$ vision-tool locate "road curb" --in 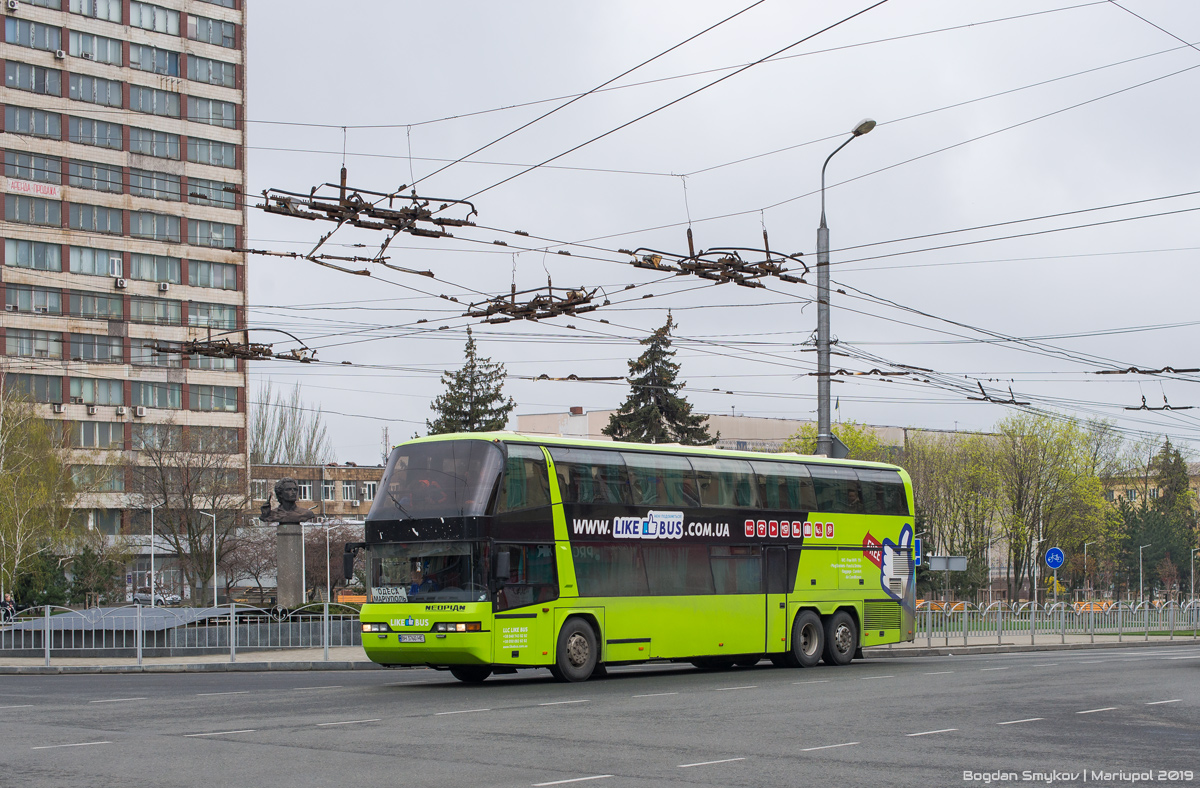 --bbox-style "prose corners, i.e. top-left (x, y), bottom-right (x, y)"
top-left (864, 637), bottom-right (1199, 659)
top-left (0, 660), bottom-right (386, 675)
